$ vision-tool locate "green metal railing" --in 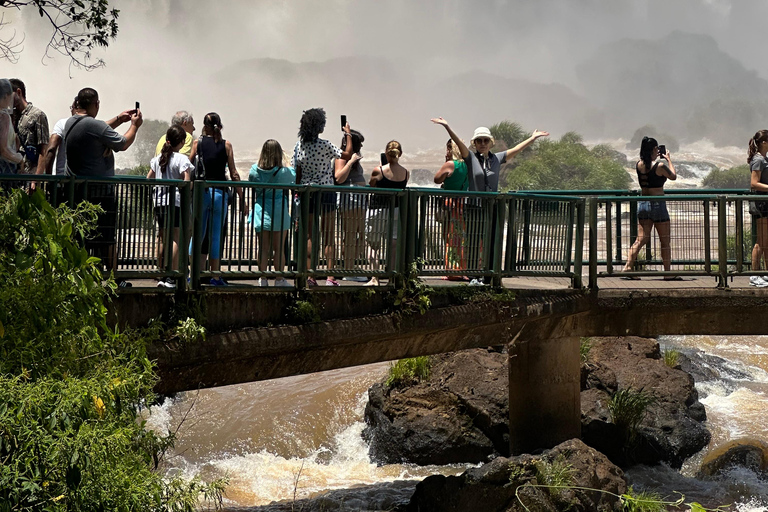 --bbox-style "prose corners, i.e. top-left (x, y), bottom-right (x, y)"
top-left (3, 174), bottom-right (764, 290)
